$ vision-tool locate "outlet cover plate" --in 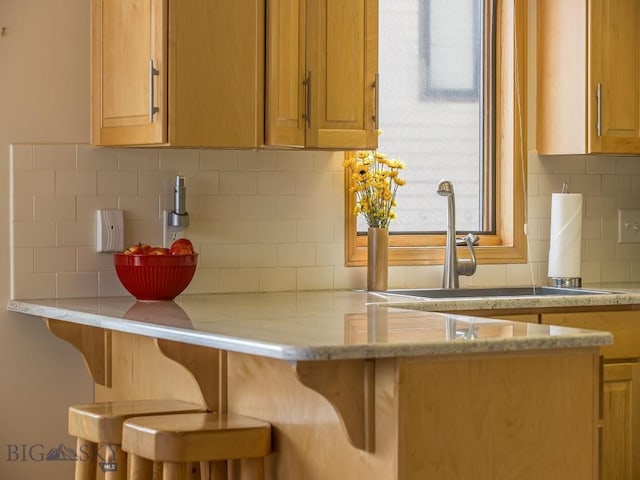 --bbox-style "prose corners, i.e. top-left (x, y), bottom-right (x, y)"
top-left (618, 209), bottom-right (640, 244)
